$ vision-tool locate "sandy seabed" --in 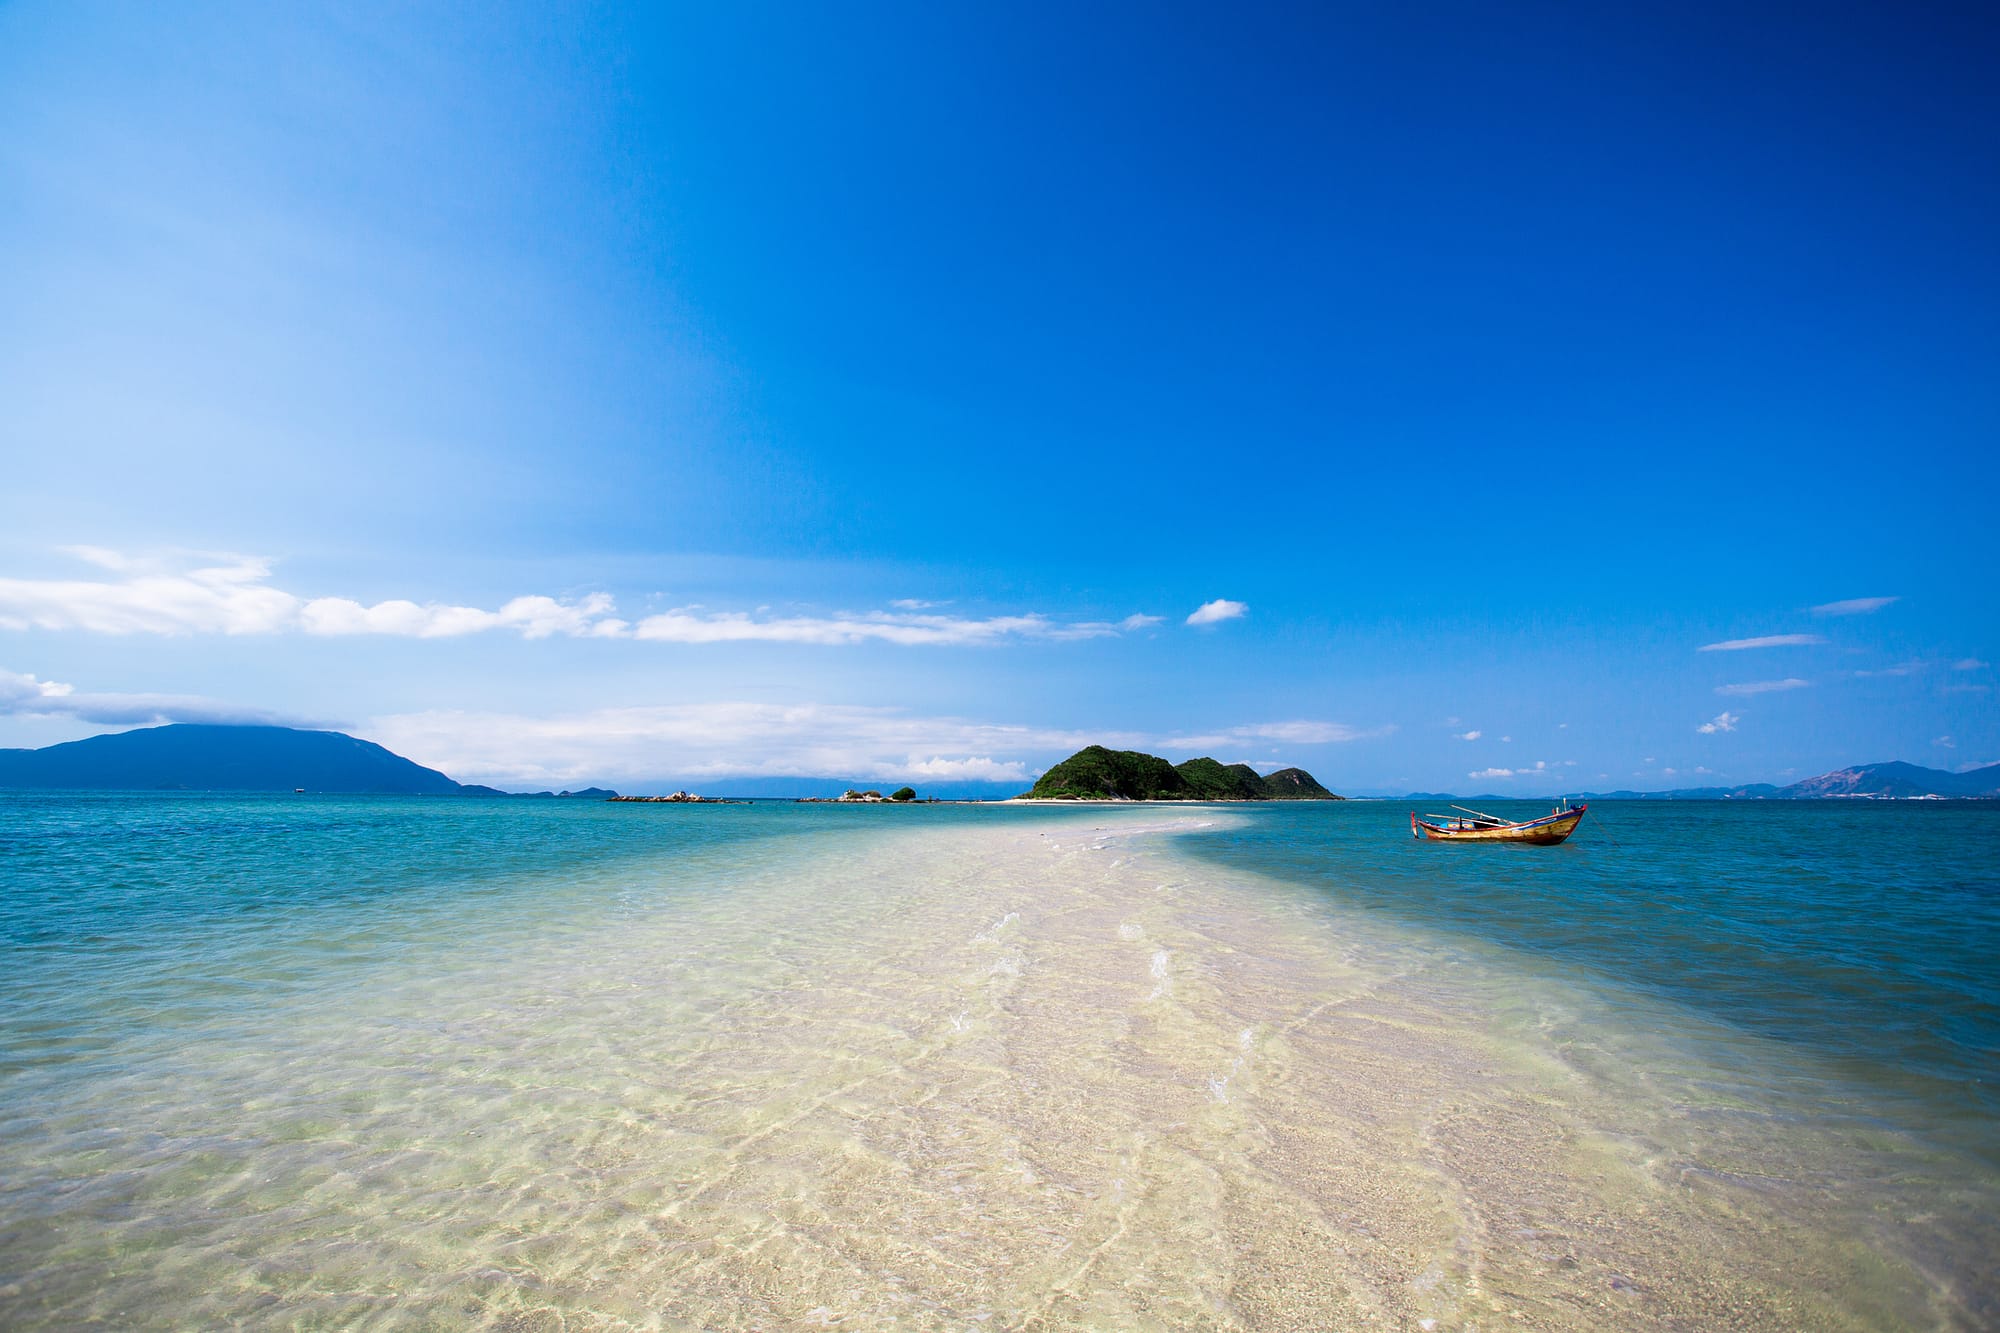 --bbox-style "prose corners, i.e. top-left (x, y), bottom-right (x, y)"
top-left (2, 812), bottom-right (1992, 1330)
